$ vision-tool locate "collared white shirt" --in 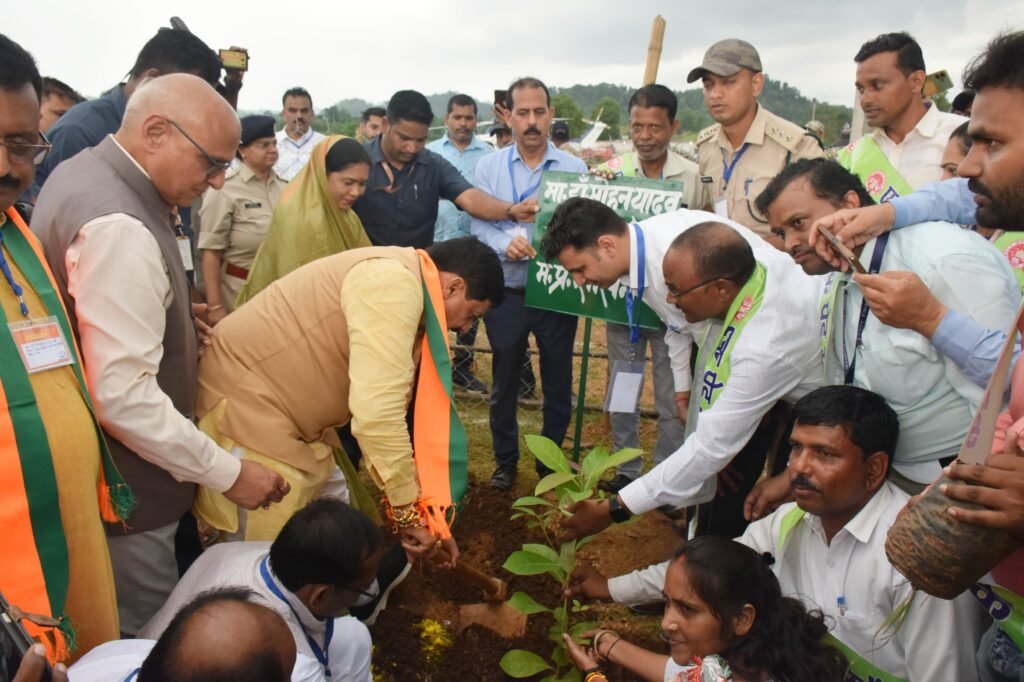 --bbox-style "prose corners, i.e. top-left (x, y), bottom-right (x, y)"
top-left (66, 136), bottom-right (240, 493)
top-left (68, 638), bottom-right (326, 681)
top-left (609, 484), bottom-right (985, 681)
top-left (274, 128), bottom-right (326, 182)
top-left (868, 103), bottom-right (967, 189)
top-left (835, 221), bottom-right (1020, 481)
top-left (138, 543), bottom-right (372, 681)
top-left (617, 211), bottom-right (824, 514)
